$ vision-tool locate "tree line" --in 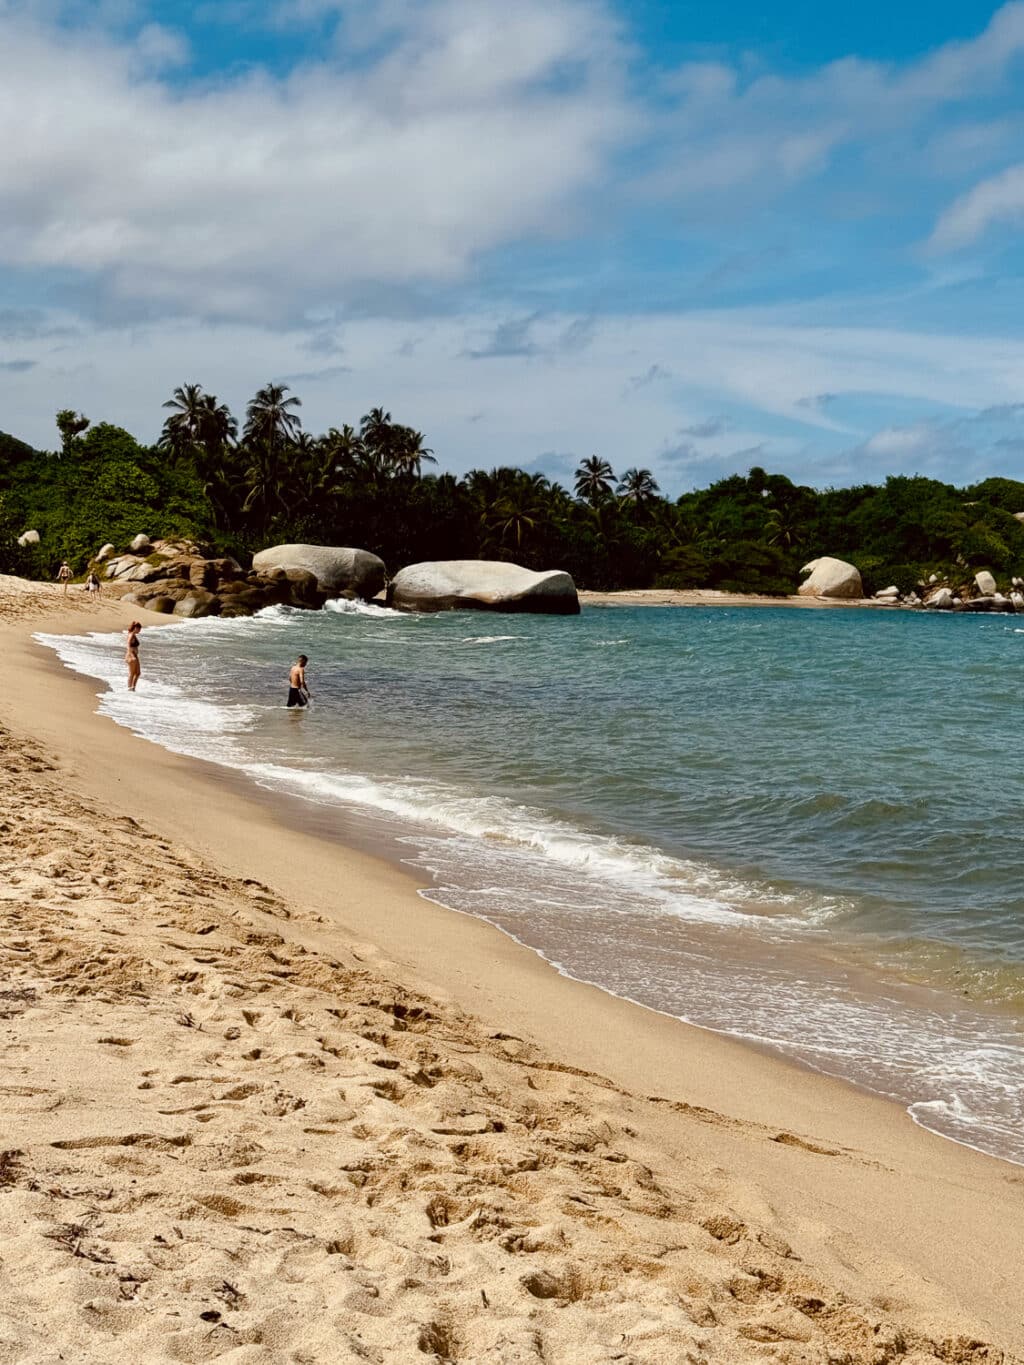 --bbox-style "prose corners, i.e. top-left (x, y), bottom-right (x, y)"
top-left (3, 382), bottom-right (1024, 594)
